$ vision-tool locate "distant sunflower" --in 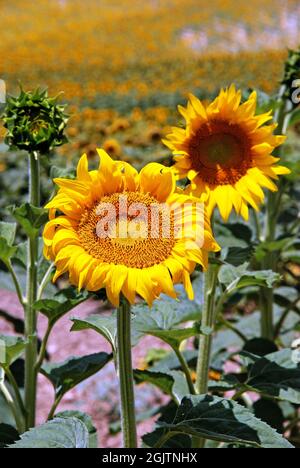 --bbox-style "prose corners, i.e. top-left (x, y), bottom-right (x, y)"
top-left (43, 150), bottom-right (219, 306)
top-left (103, 138), bottom-right (122, 157)
top-left (163, 85), bottom-right (290, 221)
